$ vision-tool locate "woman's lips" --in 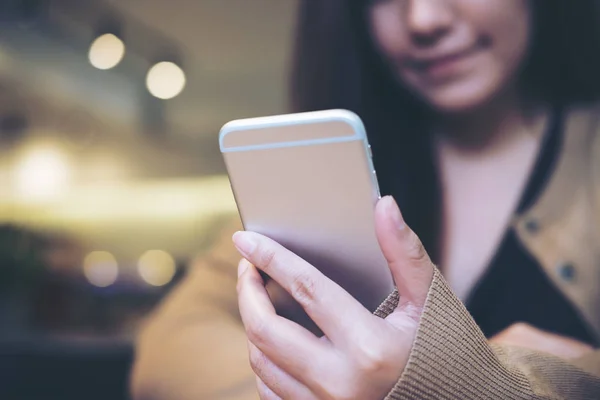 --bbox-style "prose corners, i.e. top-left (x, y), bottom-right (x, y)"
top-left (405, 45), bottom-right (484, 80)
